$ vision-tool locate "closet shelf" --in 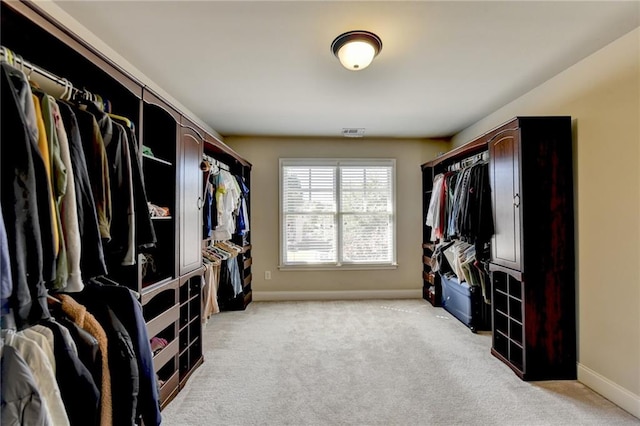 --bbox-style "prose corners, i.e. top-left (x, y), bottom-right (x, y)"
top-left (243, 273), bottom-right (252, 287)
top-left (143, 153), bottom-right (173, 166)
top-left (153, 339), bottom-right (179, 374)
top-left (146, 304), bottom-right (180, 337)
top-left (151, 216), bottom-right (173, 221)
top-left (141, 277), bottom-right (178, 304)
top-left (159, 371), bottom-right (180, 410)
